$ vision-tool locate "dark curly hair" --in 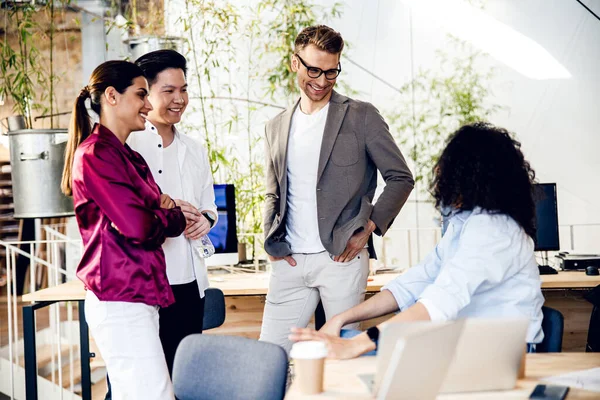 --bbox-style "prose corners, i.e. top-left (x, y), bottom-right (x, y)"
top-left (430, 122), bottom-right (537, 239)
